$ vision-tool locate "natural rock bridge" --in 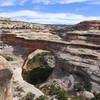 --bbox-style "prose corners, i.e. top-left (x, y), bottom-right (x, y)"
top-left (1, 29), bottom-right (100, 93)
